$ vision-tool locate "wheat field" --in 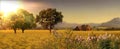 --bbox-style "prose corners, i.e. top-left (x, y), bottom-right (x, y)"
top-left (0, 30), bottom-right (120, 49)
